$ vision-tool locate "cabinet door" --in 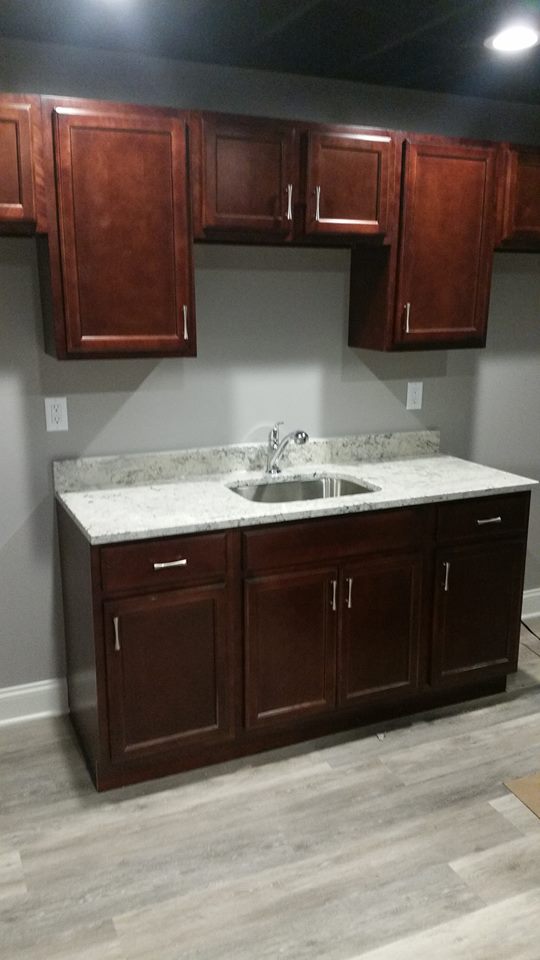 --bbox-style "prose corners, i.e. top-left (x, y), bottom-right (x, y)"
top-left (499, 146), bottom-right (540, 247)
top-left (395, 138), bottom-right (497, 348)
top-left (304, 130), bottom-right (394, 237)
top-left (104, 585), bottom-right (233, 761)
top-left (244, 567), bottom-right (338, 728)
top-left (0, 98), bottom-right (36, 228)
top-left (201, 114), bottom-right (296, 237)
top-left (49, 102), bottom-right (194, 357)
top-left (338, 553), bottom-right (423, 706)
top-left (431, 540), bottom-right (525, 688)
